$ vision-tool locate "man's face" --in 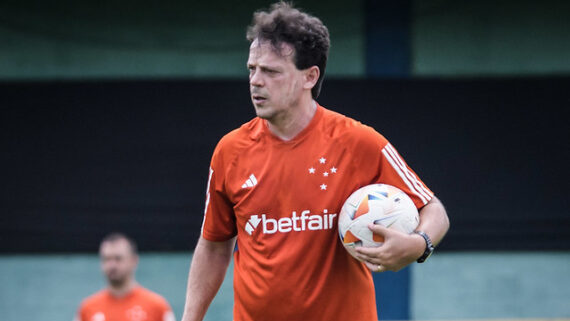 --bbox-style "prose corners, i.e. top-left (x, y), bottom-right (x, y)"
top-left (247, 39), bottom-right (307, 120)
top-left (99, 239), bottom-right (138, 287)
